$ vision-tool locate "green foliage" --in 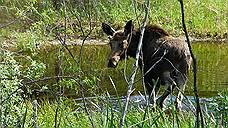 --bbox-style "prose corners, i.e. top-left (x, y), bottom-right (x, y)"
top-left (1, 0), bottom-right (227, 40)
top-left (209, 91), bottom-right (228, 127)
top-left (15, 31), bottom-right (39, 52)
top-left (24, 60), bottom-right (46, 79)
top-left (0, 0), bottom-right (228, 127)
top-left (0, 50), bottom-right (24, 127)
top-left (16, 95), bottom-right (227, 128)
top-left (0, 41), bottom-right (46, 127)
